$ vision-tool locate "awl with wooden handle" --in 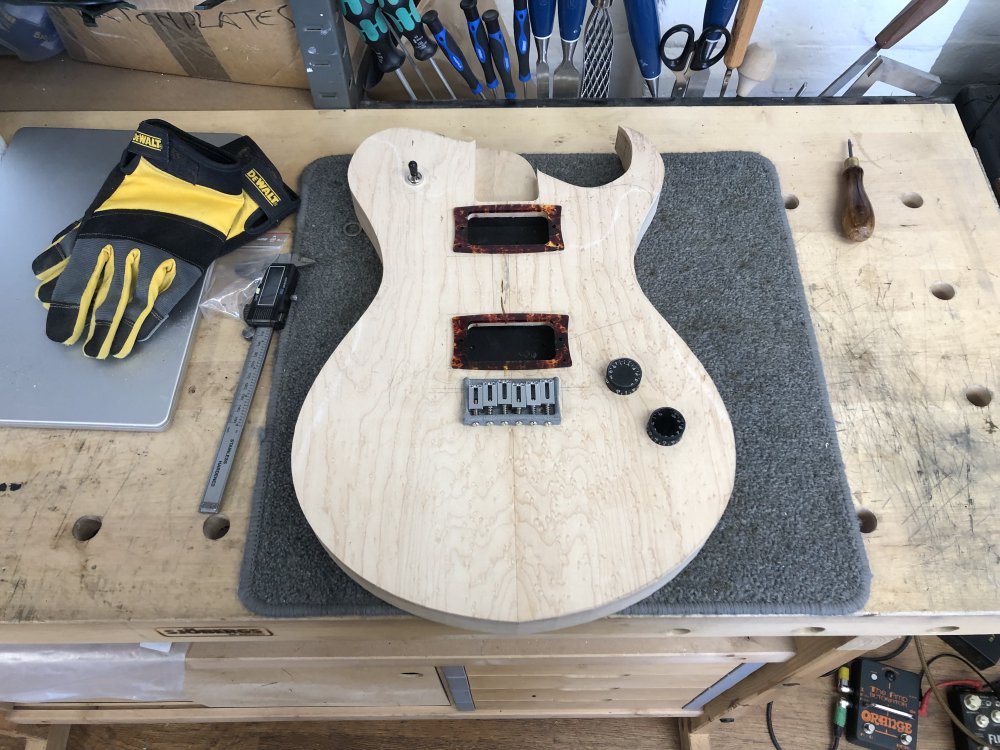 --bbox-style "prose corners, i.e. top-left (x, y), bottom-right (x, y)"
top-left (820, 0), bottom-right (948, 96)
top-left (842, 140), bottom-right (874, 242)
top-left (720, 0), bottom-right (763, 97)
